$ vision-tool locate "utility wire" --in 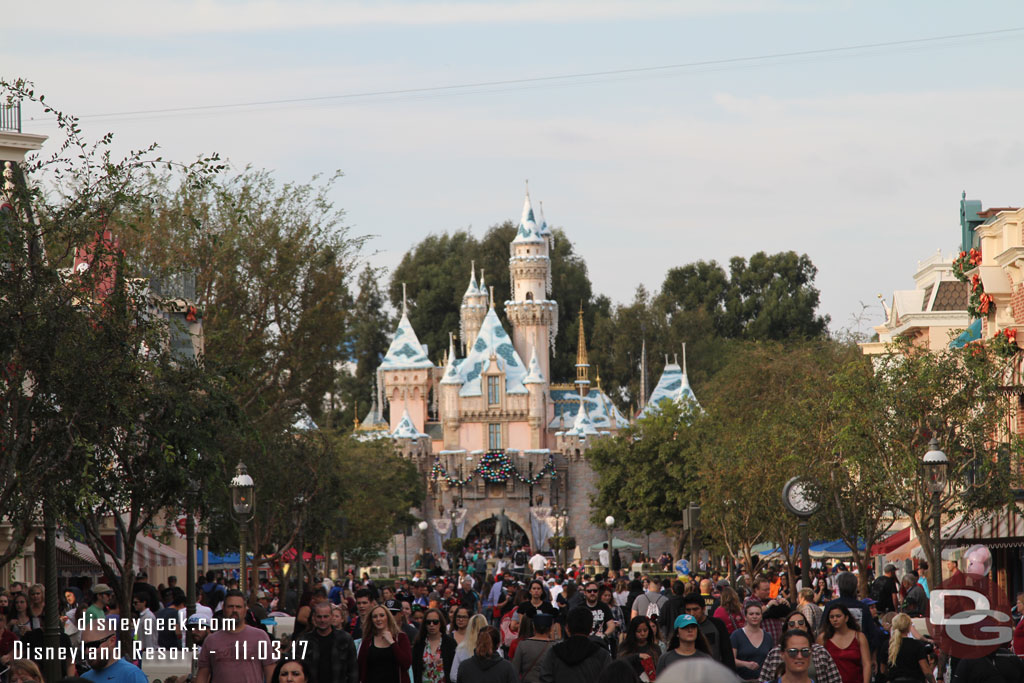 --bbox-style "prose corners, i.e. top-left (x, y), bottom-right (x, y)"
top-left (27, 25), bottom-right (1024, 123)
